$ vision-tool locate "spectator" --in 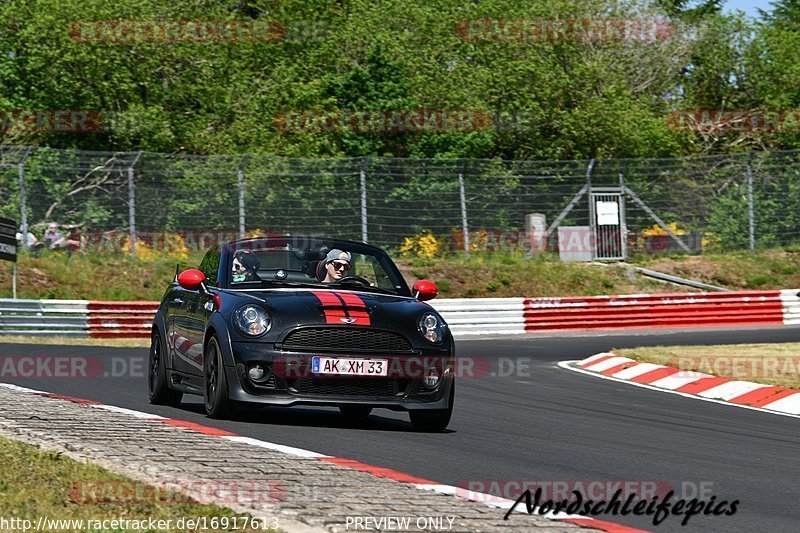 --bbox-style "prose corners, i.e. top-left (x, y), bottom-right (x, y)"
top-left (44, 223), bottom-right (64, 248)
top-left (16, 227), bottom-right (44, 250)
top-left (44, 223), bottom-right (80, 251)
